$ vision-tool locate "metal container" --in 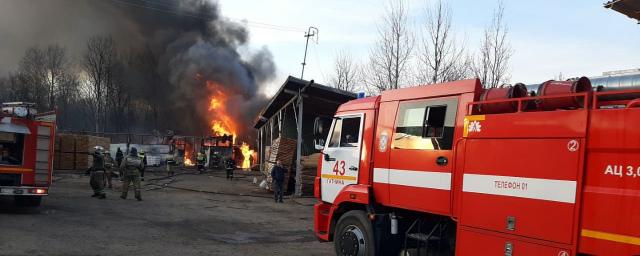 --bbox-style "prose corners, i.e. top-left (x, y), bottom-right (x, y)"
top-left (477, 83), bottom-right (529, 114)
top-left (536, 77), bottom-right (592, 110)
